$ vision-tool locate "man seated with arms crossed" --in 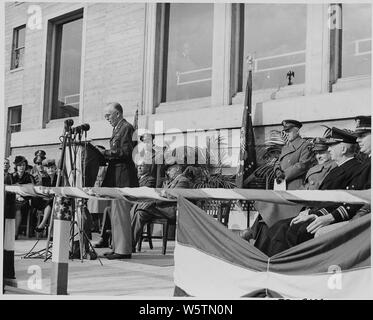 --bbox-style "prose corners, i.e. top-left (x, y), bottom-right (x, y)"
top-left (131, 163), bottom-right (192, 253)
top-left (256, 127), bottom-right (363, 256)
